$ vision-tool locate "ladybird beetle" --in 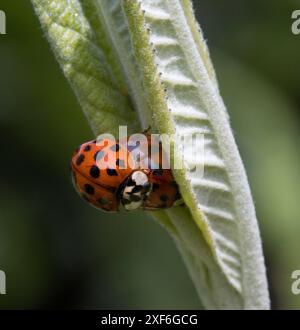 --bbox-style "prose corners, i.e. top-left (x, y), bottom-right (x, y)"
top-left (70, 133), bottom-right (181, 212)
